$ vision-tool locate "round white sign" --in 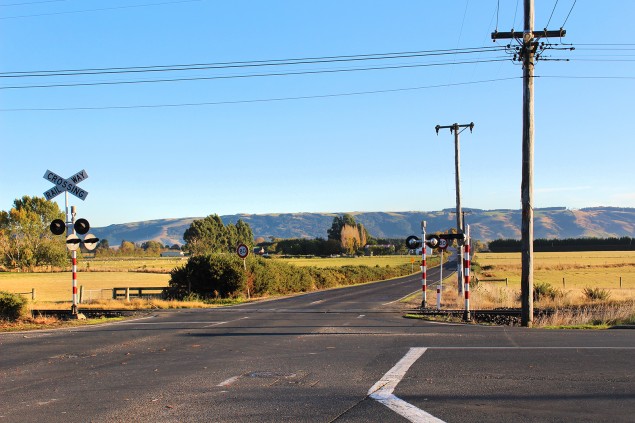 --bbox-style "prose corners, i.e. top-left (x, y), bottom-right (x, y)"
top-left (236, 243), bottom-right (249, 259)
